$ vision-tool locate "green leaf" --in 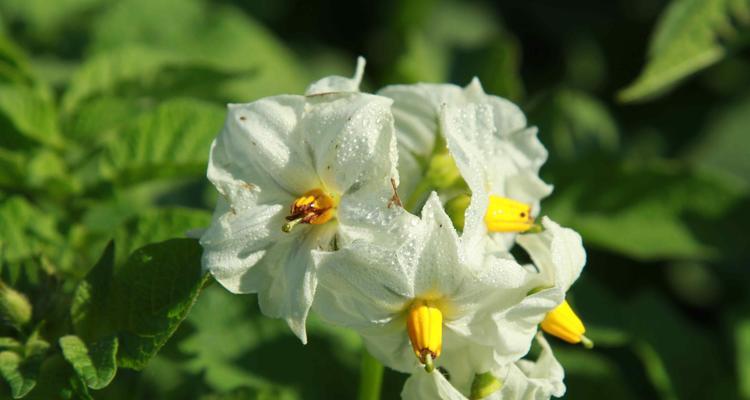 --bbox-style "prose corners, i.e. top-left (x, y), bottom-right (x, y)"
top-left (0, 197), bottom-right (62, 264)
top-left (59, 335), bottom-right (117, 390)
top-left (96, 98), bottom-right (224, 186)
top-left (200, 386), bottom-right (299, 400)
top-left (735, 315), bottom-right (750, 399)
top-left (545, 160), bottom-right (747, 260)
top-left (553, 347), bottom-right (640, 400)
top-left (0, 34), bottom-right (33, 85)
top-left (24, 355), bottom-right (91, 400)
top-left (86, 0), bottom-right (308, 100)
top-left (0, 352), bottom-right (36, 398)
top-left (618, 0), bottom-right (750, 102)
top-left (626, 291), bottom-right (735, 399)
top-left (61, 96), bottom-right (149, 144)
top-left (686, 93), bottom-right (750, 185)
top-left (111, 208), bottom-right (211, 266)
top-left (0, 333), bottom-right (49, 399)
top-left (71, 239), bottom-right (209, 370)
top-left (61, 46), bottom-right (190, 113)
top-left (0, 84), bottom-right (61, 148)
top-left (530, 89), bottom-right (619, 162)
top-left (0, 0), bottom-right (103, 40)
